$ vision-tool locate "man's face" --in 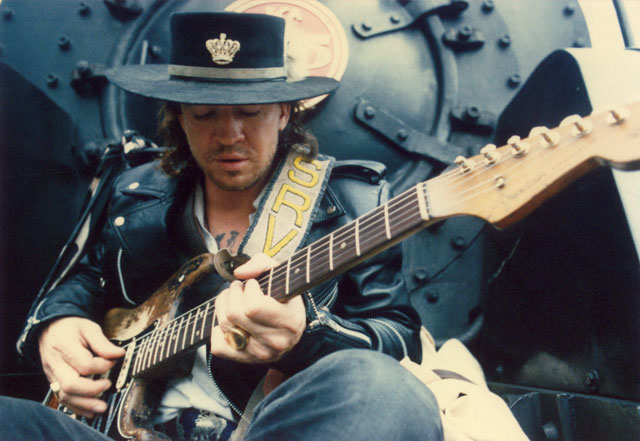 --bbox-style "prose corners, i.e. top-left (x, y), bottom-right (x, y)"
top-left (179, 103), bottom-right (291, 192)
